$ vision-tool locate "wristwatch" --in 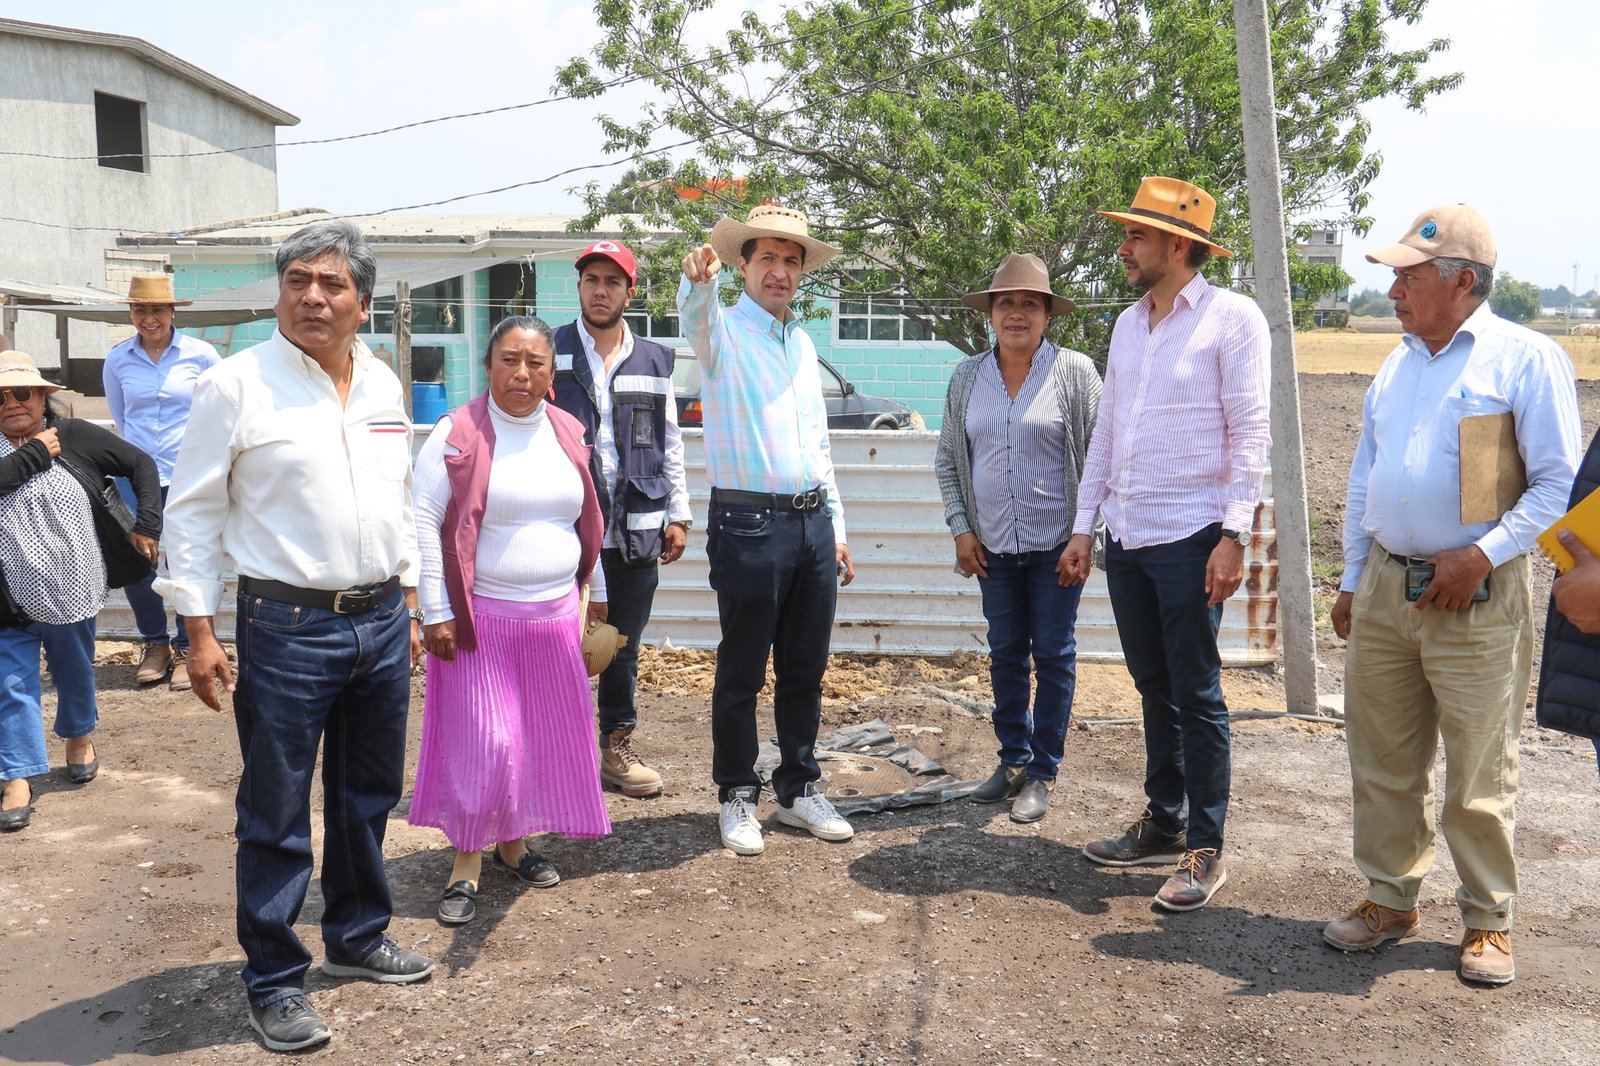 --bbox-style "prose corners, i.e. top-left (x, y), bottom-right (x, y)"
top-left (1220, 527), bottom-right (1252, 548)
top-left (671, 519), bottom-right (693, 531)
top-left (408, 608), bottom-right (425, 623)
